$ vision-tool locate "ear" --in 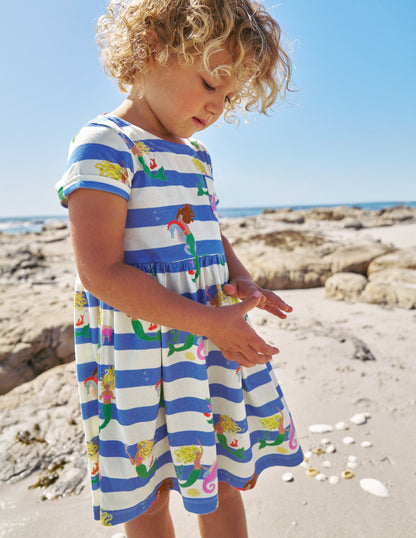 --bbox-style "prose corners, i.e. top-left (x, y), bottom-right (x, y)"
top-left (143, 30), bottom-right (161, 60)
